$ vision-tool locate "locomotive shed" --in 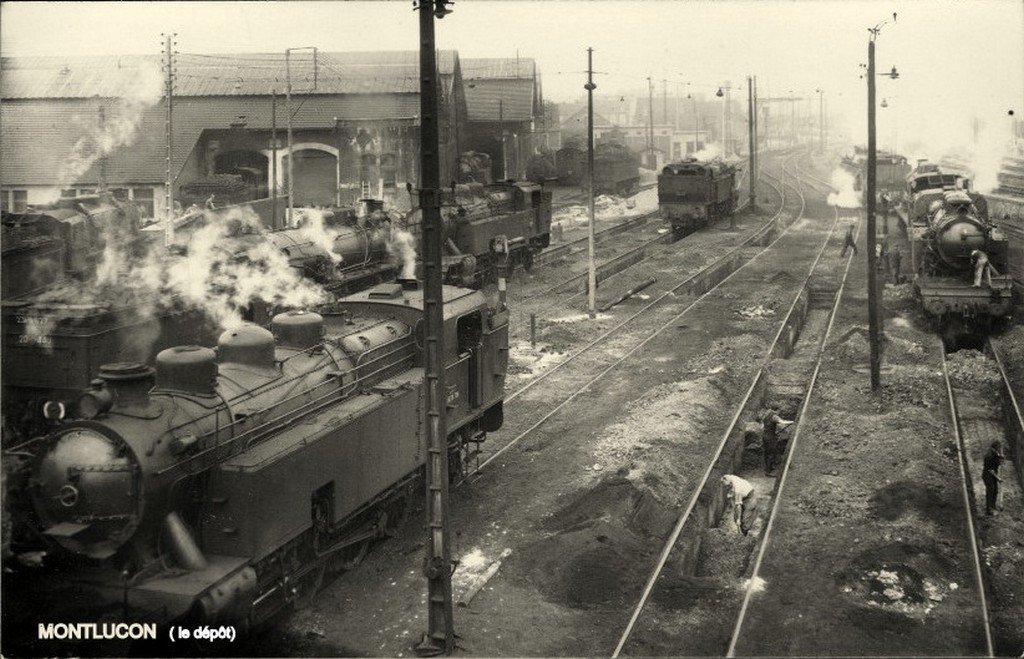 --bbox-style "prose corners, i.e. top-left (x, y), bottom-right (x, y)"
top-left (271, 153), bottom-right (861, 656)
